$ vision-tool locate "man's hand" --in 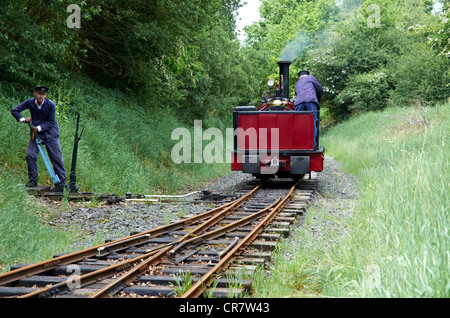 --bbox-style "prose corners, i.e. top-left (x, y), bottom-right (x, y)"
top-left (24, 117), bottom-right (32, 123)
top-left (30, 126), bottom-right (38, 140)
